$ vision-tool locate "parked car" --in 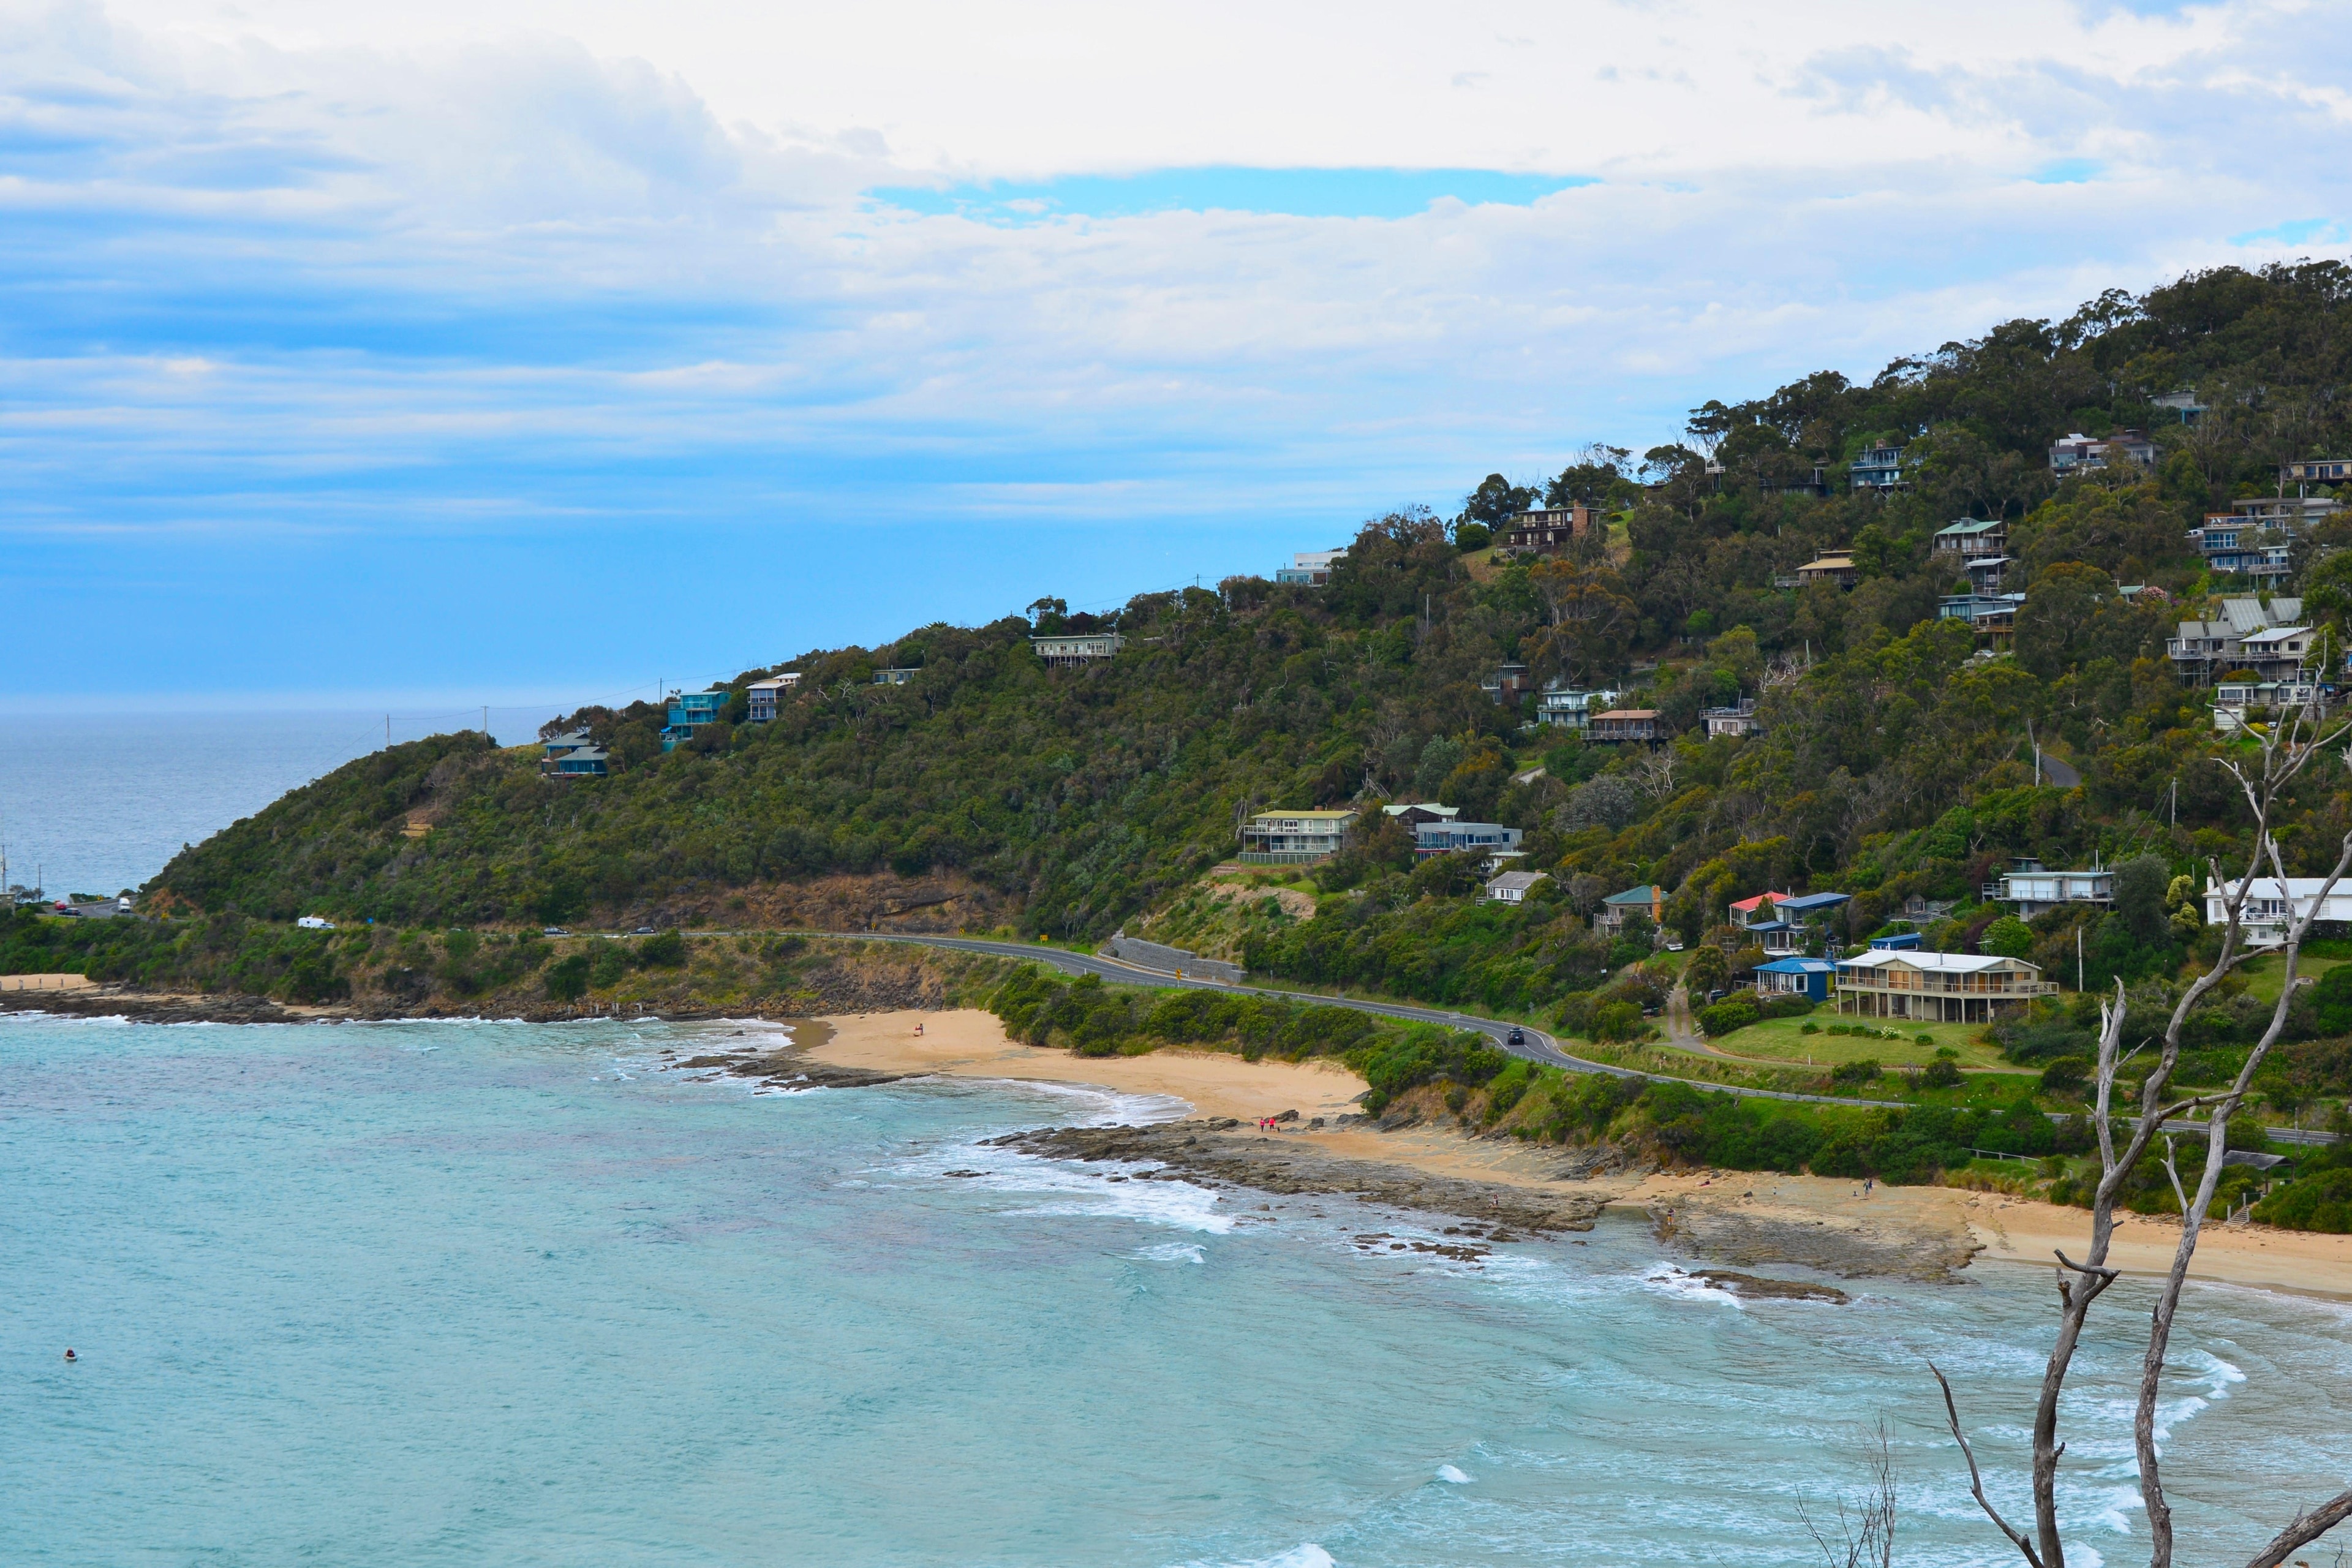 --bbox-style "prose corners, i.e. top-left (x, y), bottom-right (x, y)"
top-left (1664, 939), bottom-right (1685, 952)
top-left (543, 926), bottom-right (570, 937)
top-left (633, 926), bottom-right (657, 935)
